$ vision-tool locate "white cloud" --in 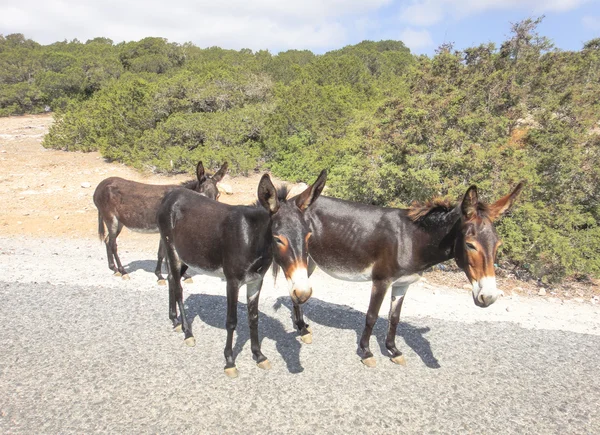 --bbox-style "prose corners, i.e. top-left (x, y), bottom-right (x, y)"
top-left (399, 0), bottom-right (594, 27)
top-left (582, 15), bottom-right (600, 30)
top-left (0, 0), bottom-right (392, 51)
top-left (399, 28), bottom-right (434, 51)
